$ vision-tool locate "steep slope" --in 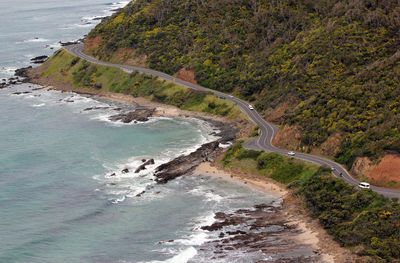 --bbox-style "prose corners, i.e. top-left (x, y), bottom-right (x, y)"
top-left (84, 0), bottom-right (400, 185)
